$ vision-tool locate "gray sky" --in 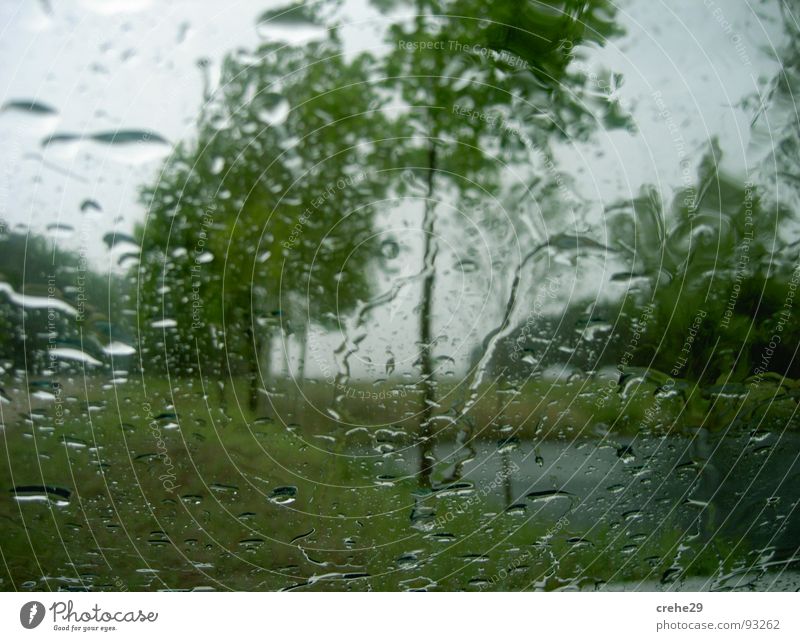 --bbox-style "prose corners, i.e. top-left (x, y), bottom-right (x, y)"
top-left (0, 0), bottom-right (788, 379)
